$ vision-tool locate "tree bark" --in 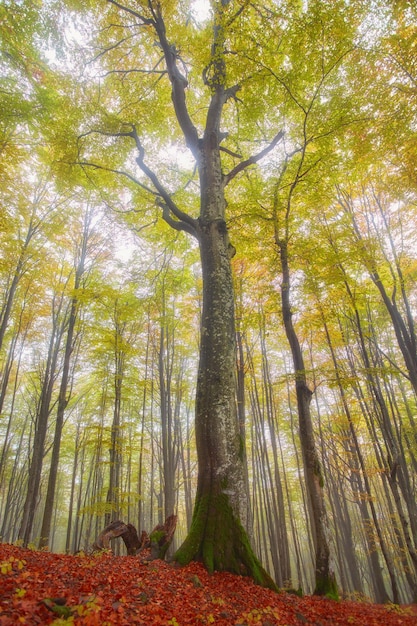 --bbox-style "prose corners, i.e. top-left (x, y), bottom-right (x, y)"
top-left (278, 238), bottom-right (337, 597)
top-left (175, 212), bottom-right (274, 586)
